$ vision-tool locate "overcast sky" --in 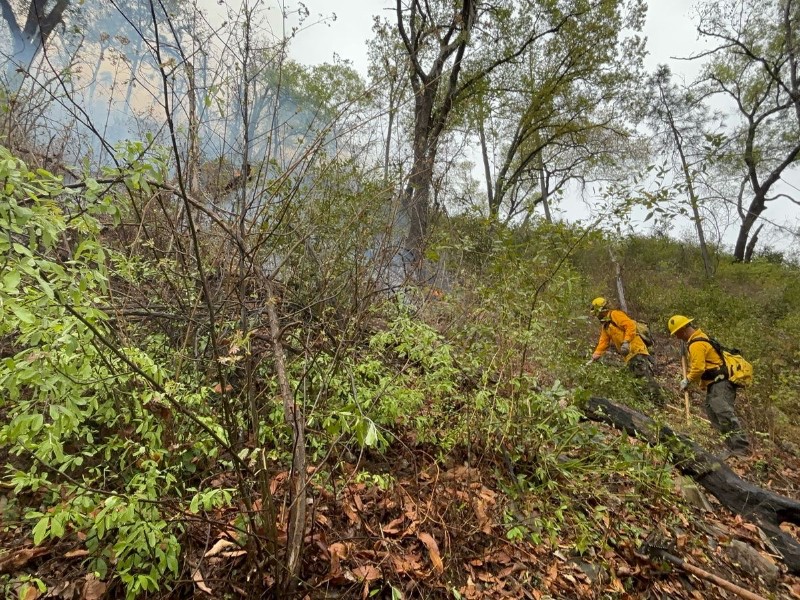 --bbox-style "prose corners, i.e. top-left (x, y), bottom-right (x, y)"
top-left (286, 1), bottom-right (706, 78)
